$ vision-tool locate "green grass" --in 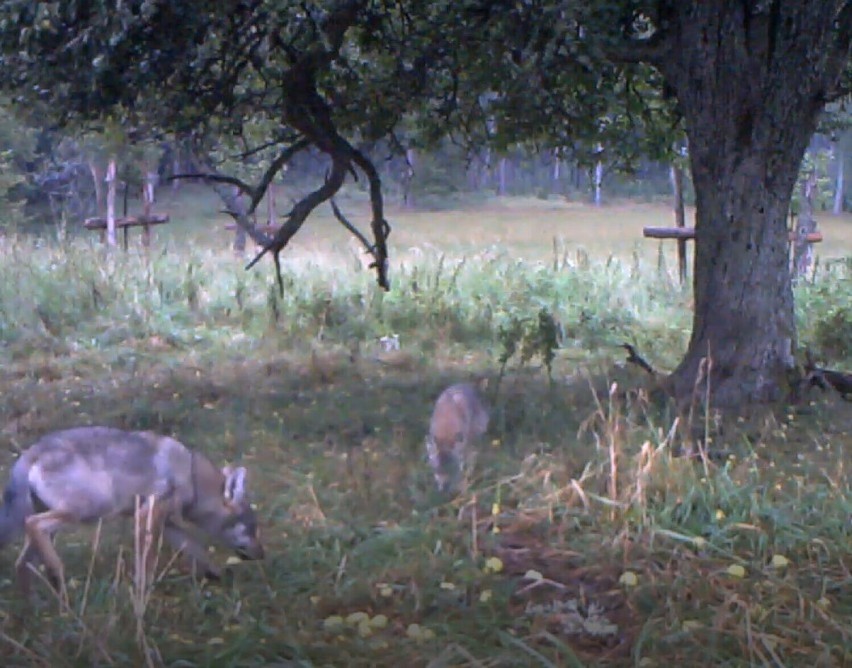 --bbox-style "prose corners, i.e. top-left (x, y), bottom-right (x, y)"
top-left (0, 190), bottom-right (850, 667)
